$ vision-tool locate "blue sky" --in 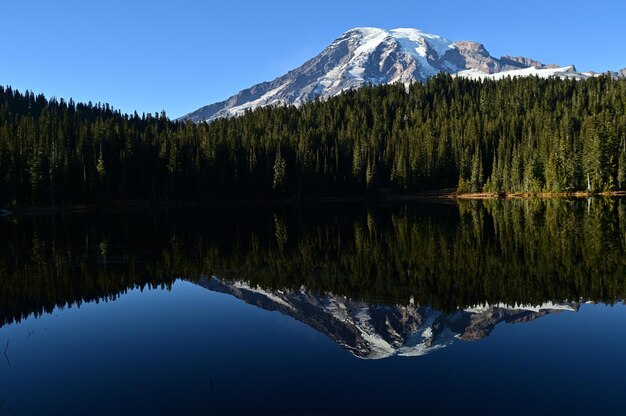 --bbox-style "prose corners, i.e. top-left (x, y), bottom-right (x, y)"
top-left (1, 0), bottom-right (624, 118)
